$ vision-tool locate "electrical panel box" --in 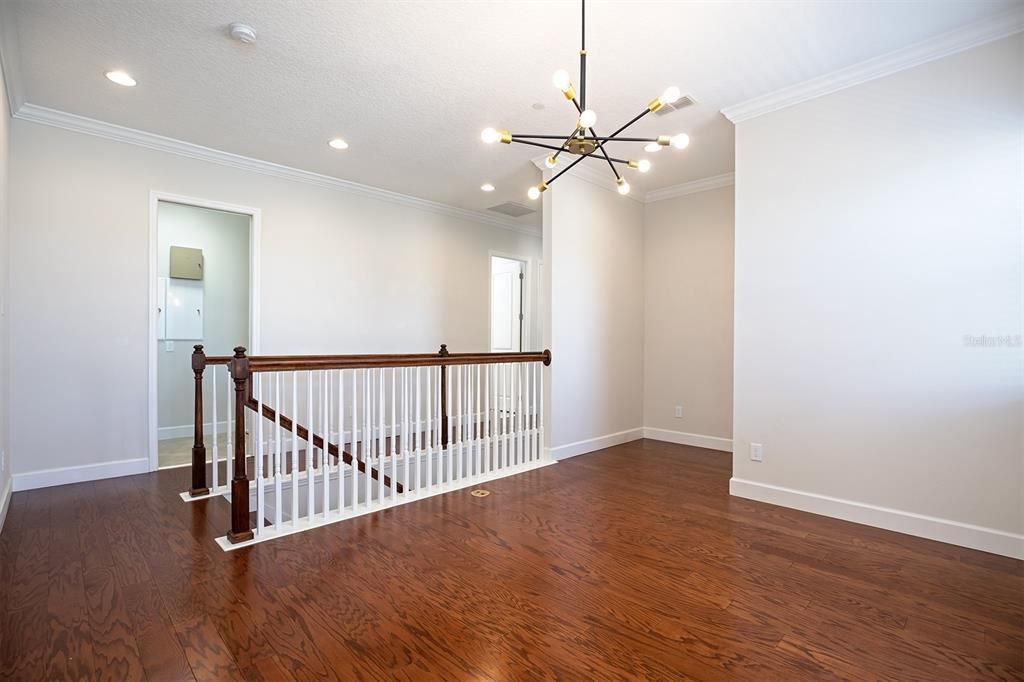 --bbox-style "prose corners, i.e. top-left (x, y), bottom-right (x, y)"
top-left (165, 279), bottom-right (204, 340)
top-left (169, 246), bottom-right (204, 280)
